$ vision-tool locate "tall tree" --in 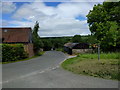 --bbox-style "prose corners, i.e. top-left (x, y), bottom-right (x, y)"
top-left (32, 21), bottom-right (44, 54)
top-left (72, 35), bottom-right (82, 43)
top-left (86, 1), bottom-right (120, 52)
